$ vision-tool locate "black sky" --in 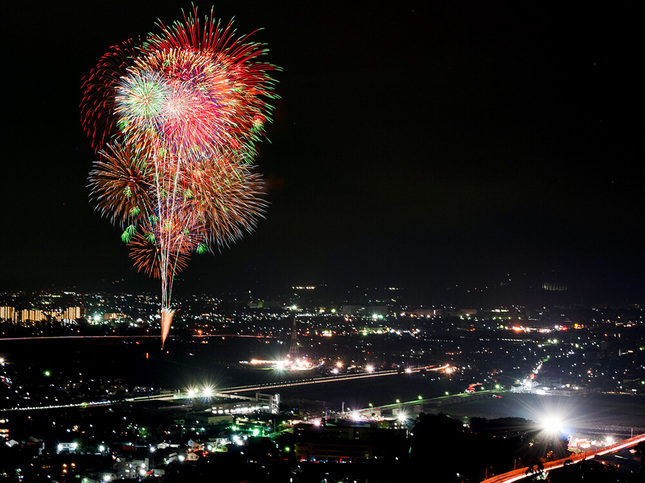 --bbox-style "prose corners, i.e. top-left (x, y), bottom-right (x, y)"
top-left (1, 1), bottom-right (644, 302)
